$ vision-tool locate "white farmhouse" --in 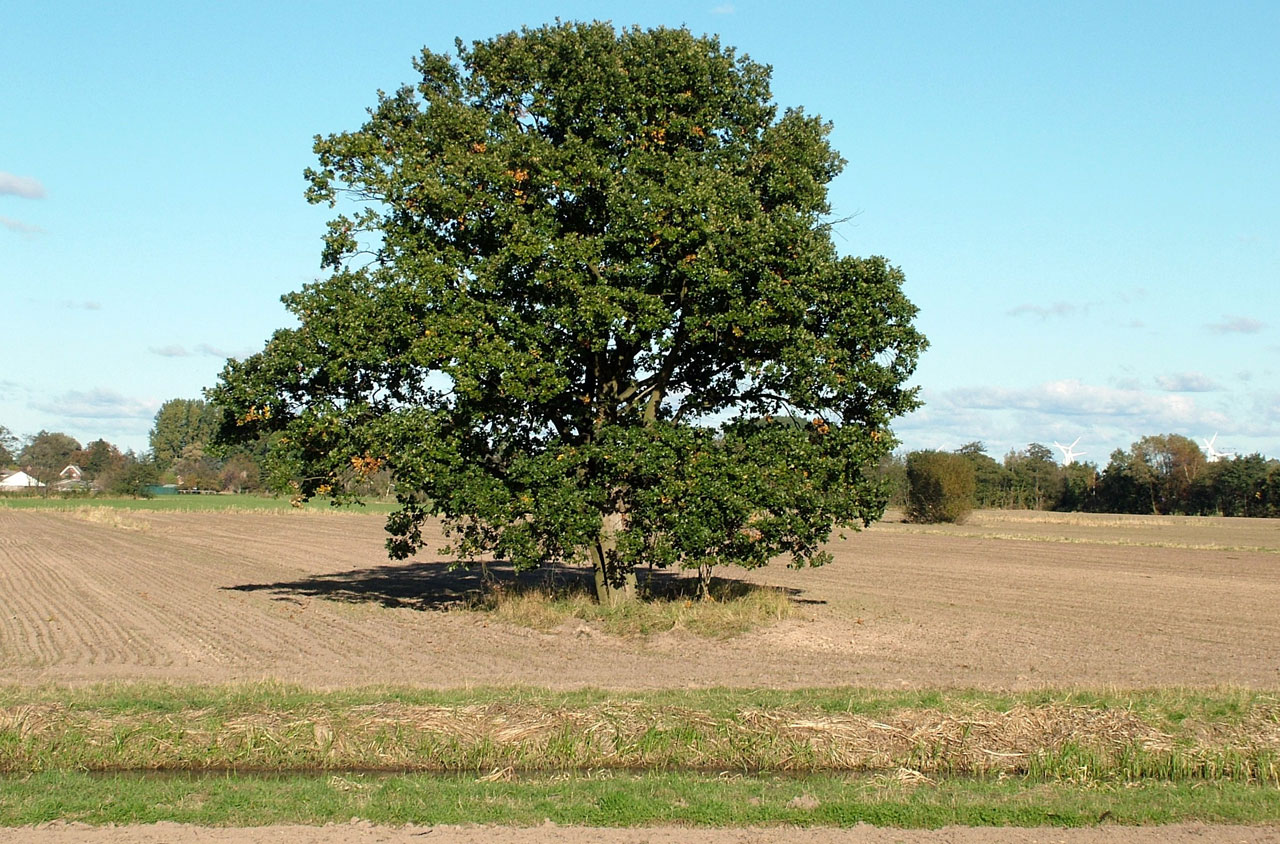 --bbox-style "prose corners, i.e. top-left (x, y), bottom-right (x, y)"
top-left (0, 471), bottom-right (45, 488)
